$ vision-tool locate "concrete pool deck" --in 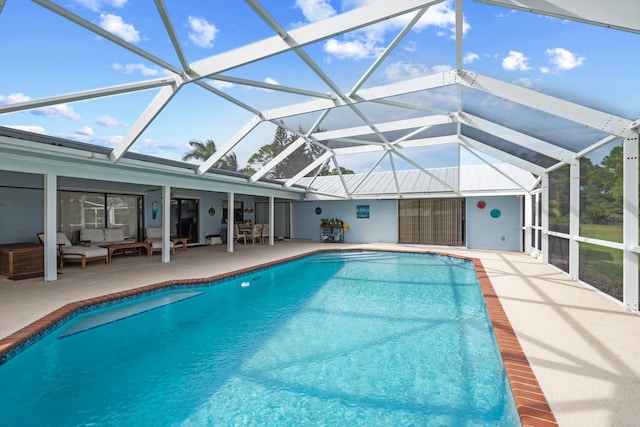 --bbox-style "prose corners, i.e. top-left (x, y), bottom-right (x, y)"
top-left (1, 241), bottom-right (639, 426)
